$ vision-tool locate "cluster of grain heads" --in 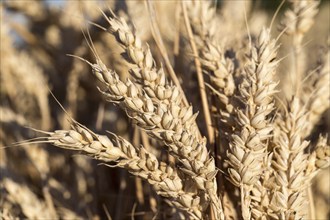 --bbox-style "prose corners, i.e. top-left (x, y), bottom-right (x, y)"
top-left (3, 0), bottom-right (330, 219)
top-left (80, 11), bottom-right (226, 219)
